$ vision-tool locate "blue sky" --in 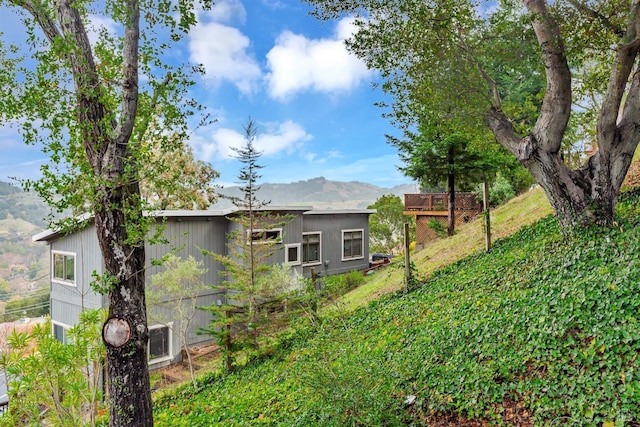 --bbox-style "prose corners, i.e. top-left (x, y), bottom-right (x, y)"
top-left (0, 0), bottom-right (413, 189)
